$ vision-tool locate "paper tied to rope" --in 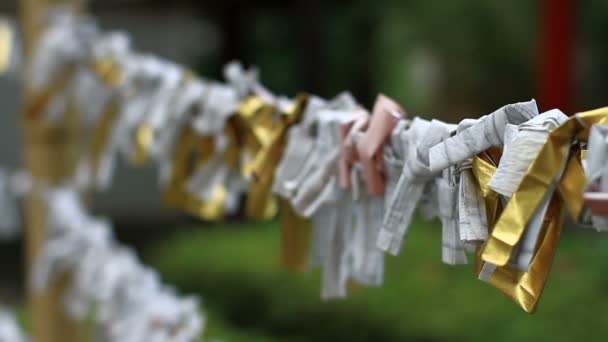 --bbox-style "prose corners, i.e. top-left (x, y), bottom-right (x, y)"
top-left (100, 278), bottom-right (203, 342)
top-left (475, 108), bottom-right (608, 313)
top-left (278, 198), bottom-right (311, 272)
top-left (273, 95), bottom-right (330, 272)
top-left (426, 99), bottom-right (539, 261)
top-left (488, 110), bottom-right (569, 197)
top-left (185, 155), bottom-right (246, 219)
top-left (73, 52), bottom-right (125, 190)
top-left (274, 98), bottom-right (365, 298)
top-left (382, 119), bottom-right (410, 193)
top-left (471, 146), bottom-right (569, 314)
top-left (108, 55), bottom-right (167, 164)
top-left (238, 94), bottom-right (308, 219)
top-left (73, 68), bottom-right (115, 130)
top-left (275, 93), bottom-right (358, 211)
top-left (274, 93), bottom-right (360, 271)
top-left (317, 189), bottom-right (353, 299)
top-left (429, 99), bottom-right (539, 173)
top-left (76, 97), bottom-right (121, 191)
top-left (90, 32), bottom-right (131, 87)
top-left (64, 217), bottom-right (118, 319)
top-left (76, 34), bottom-right (135, 190)
top-left (223, 60), bottom-right (264, 100)
top-left (273, 95), bottom-right (328, 198)
top-left (451, 118), bottom-right (489, 245)
top-left (92, 57), bottom-right (122, 90)
top-left (131, 62), bottom-right (186, 166)
top-left (456, 108), bottom-right (565, 254)
top-left (339, 110), bottom-right (369, 190)
top-left (34, 186), bottom-right (204, 341)
top-left (470, 148), bottom-right (504, 277)
top-left (28, 7), bottom-right (97, 89)
top-left (106, 288), bottom-right (203, 342)
top-left (356, 94), bottom-right (405, 196)
top-left (191, 81), bottom-right (240, 136)
top-left (25, 8), bottom-right (98, 123)
top-left (485, 110), bottom-right (568, 273)
top-left (162, 75), bottom-right (251, 220)
top-left (32, 187), bottom-right (107, 292)
top-left (437, 164), bottom-right (468, 265)
top-left (582, 124), bottom-right (608, 230)
top-left (426, 101), bottom-right (580, 312)
top-left (163, 128), bottom-right (229, 220)
top-left (182, 85), bottom-right (254, 218)
top-left (316, 166), bottom-right (385, 298)
top-left (346, 164), bottom-right (386, 286)
top-left (289, 101), bottom-right (361, 218)
top-left (377, 118), bottom-right (452, 256)
top-left (152, 75), bottom-right (208, 186)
